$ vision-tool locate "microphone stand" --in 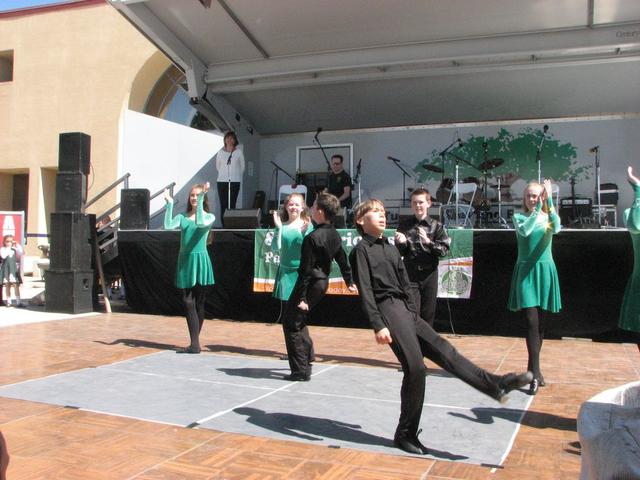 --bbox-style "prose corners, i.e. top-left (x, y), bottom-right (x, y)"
top-left (270, 160), bottom-right (296, 208)
top-left (438, 139), bottom-right (459, 190)
top-left (388, 157), bottom-right (412, 207)
top-left (536, 131), bottom-right (547, 183)
top-left (227, 150), bottom-right (233, 213)
top-left (353, 159), bottom-right (362, 206)
top-left (313, 134), bottom-right (332, 187)
top-left (592, 147), bottom-right (602, 227)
